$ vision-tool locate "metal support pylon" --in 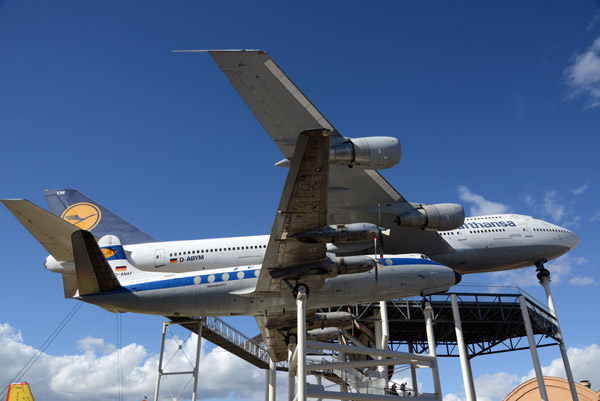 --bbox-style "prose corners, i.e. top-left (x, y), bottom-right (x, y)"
top-left (451, 294), bottom-right (476, 401)
top-left (537, 267), bottom-right (579, 401)
top-left (154, 319), bottom-right (203, 401)
top-left (296, 285), bottom-right (308, 401)
top-left (519, 295), bottom-right (548, 401)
